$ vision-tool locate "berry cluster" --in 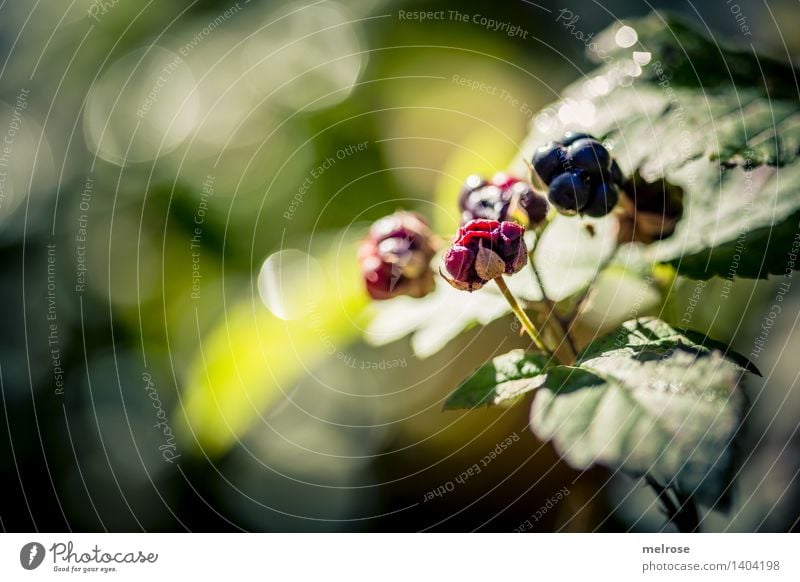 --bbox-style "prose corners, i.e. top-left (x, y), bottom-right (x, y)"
top-left (358, 134), bottom-right (645, 300)
top-left (459, 173), bottom-right (549, 226)
top-left (532, 132), bottom-right (623, 218)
